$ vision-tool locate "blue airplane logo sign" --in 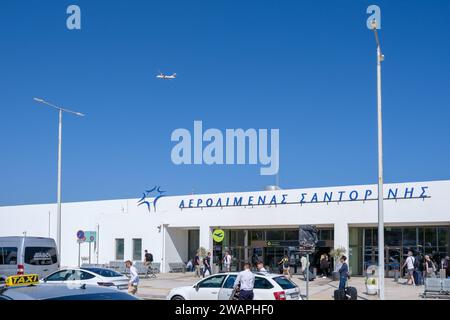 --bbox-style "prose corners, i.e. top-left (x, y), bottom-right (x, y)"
top-left (137, 186), bottom-right (166, 212)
